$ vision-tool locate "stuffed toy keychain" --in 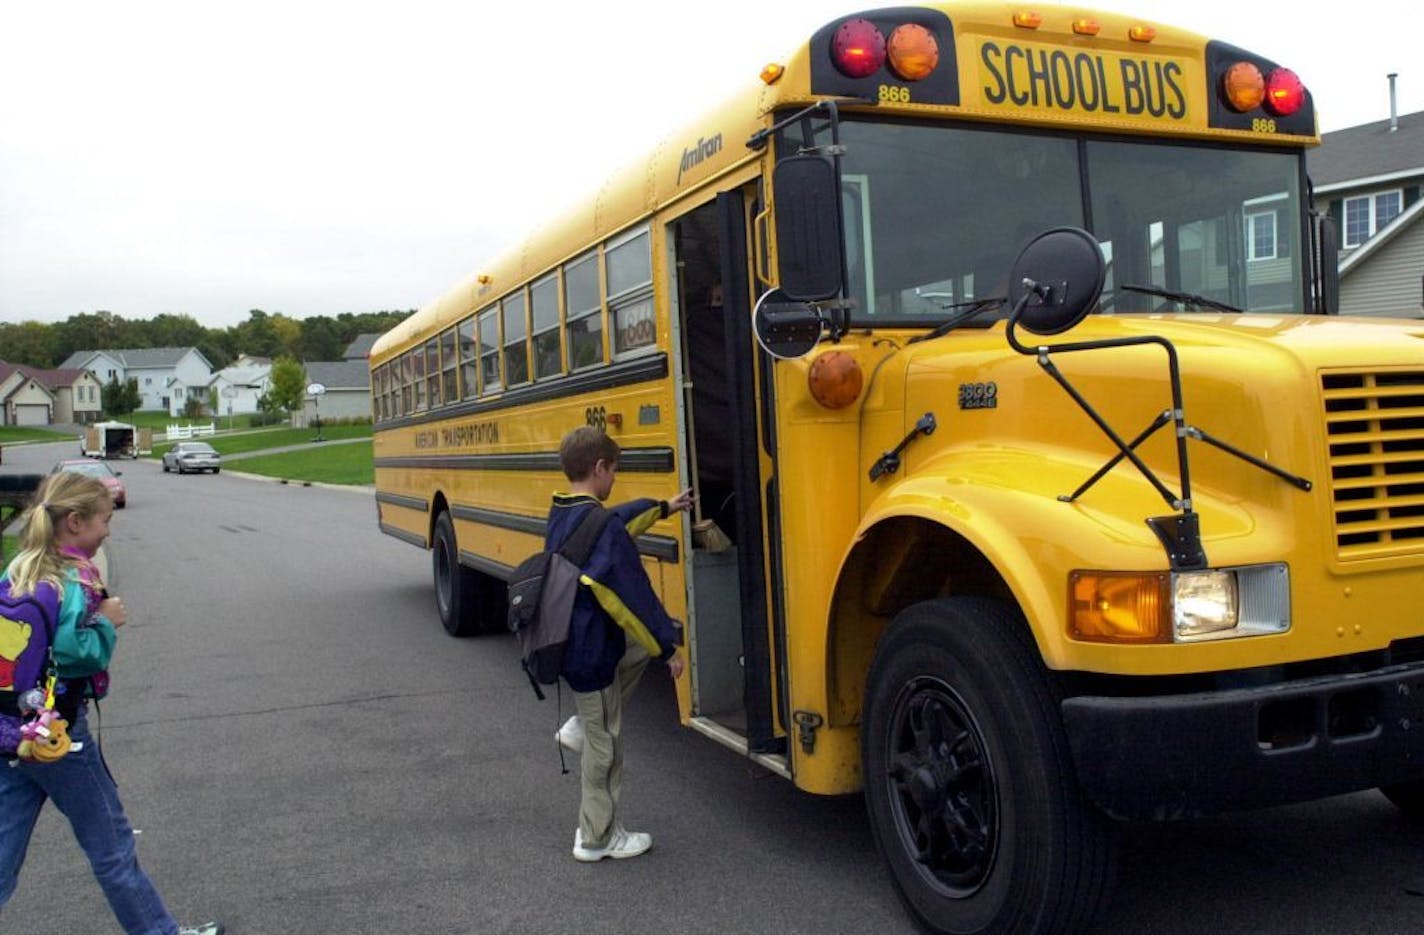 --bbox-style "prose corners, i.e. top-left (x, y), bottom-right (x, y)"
top-left (12, 671), bottom-right (80, 764)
